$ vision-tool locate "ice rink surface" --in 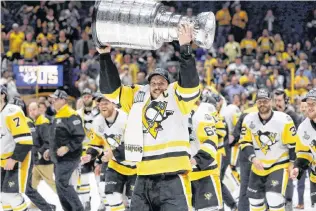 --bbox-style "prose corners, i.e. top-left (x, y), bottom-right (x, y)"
top-left (0, 172), bottom-right (314, 211)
